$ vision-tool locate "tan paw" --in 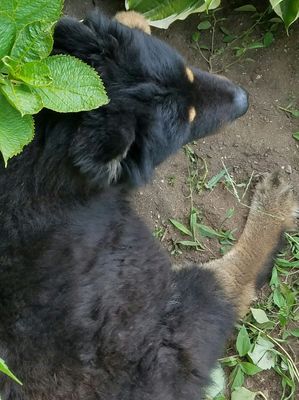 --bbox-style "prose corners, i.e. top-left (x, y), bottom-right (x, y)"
top-left (251, 172), bottom-right (298, 230)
